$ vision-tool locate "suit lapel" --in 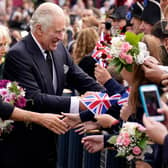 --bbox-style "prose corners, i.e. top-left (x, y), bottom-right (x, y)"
top-left (24, 34), bottom-right (55, 93)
